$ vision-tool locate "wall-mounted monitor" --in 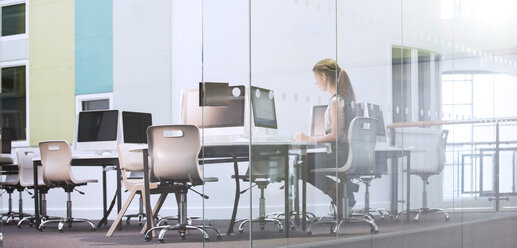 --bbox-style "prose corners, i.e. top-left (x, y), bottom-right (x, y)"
top-left (74, 110), bottom-right (119, 152)
top-left (181, 84), bottom-right (245, 128)
top-left (250, 86), bottom-right (277, 129)
top-left (121, 111), bottom-right (152, 144)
